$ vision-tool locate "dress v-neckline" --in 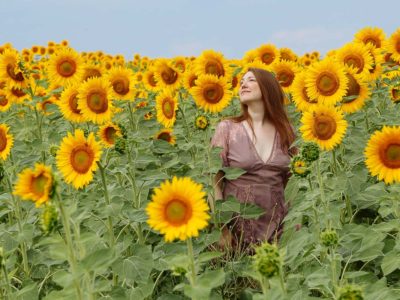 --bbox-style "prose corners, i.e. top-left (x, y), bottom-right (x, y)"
top-left (241, 122), bottom-right (277, 165)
